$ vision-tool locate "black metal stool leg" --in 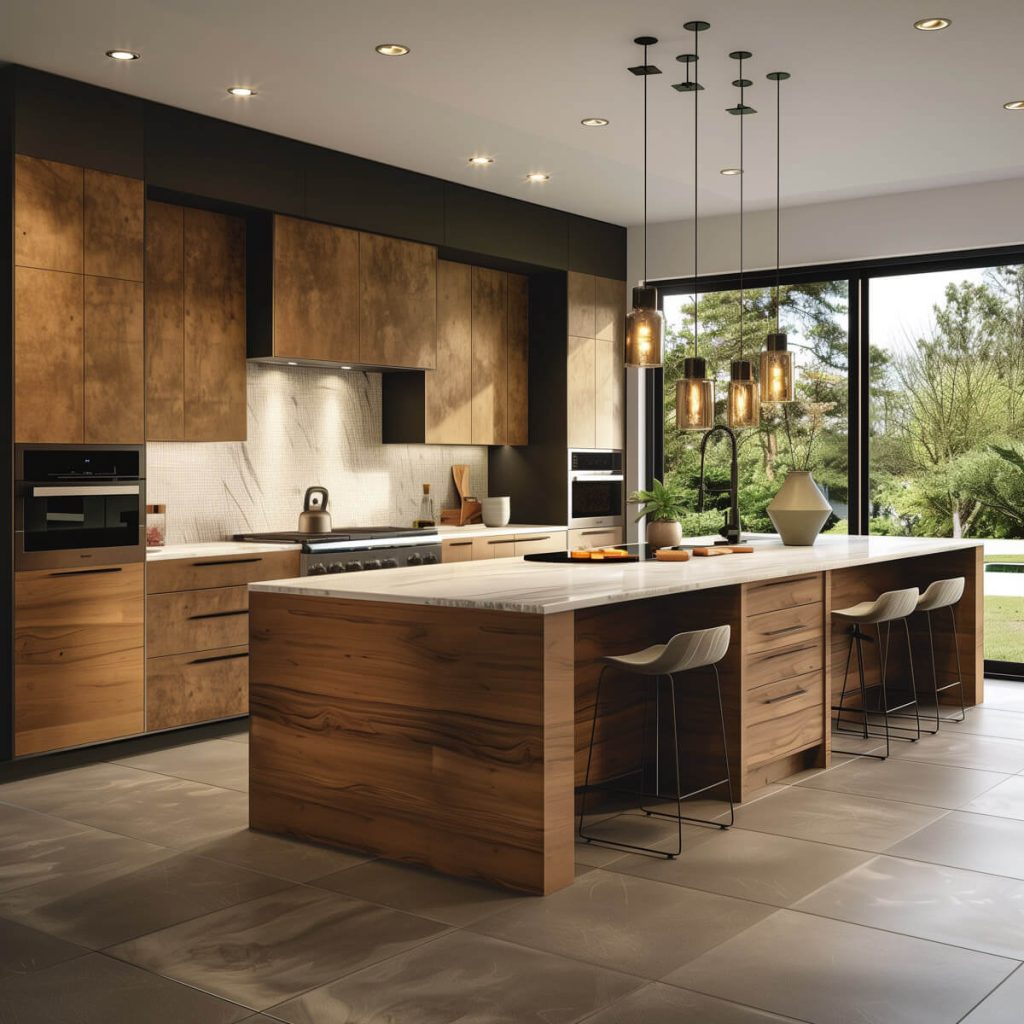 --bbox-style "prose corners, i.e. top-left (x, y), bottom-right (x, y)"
top-left (712, 664), bottom-right (735, 828)
top-left (879, 622), bottom-right (892, 759)
top-left (832, 626), bottom-right (886, 759)
top-left (668, 676), bottom-right (682, 859)
top-left (925, 610), bottom-right (941, 733)
top-left (903, 616), bottom-right (921, 742)
top-left (578, 665), bottom-right (607, 842)
top-left (948, 604), bottom-right (967, 723)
